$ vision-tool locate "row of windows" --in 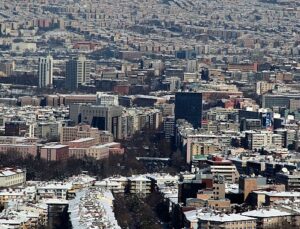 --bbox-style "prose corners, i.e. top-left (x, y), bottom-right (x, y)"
top-left (2, 179), bottom-right (24, 186)
top-left (1, 174), bottom-right (24, 180)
